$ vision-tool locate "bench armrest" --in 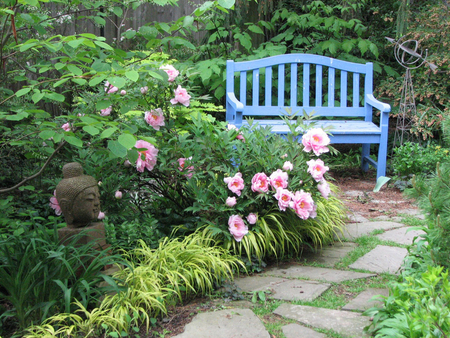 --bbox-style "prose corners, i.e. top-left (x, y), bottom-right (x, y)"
top-left (226, 92), bottom-right (244, 112)
top-left (366, 94), bottom-right (391, 113)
